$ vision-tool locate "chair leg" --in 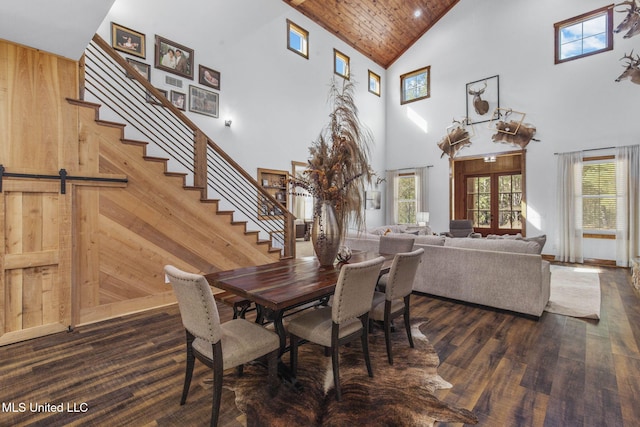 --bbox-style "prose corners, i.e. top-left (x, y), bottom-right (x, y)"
top-left (211, 343), bottom-right (223, 427)
top-left (331, 325), bottom-right (342, 401)
top-left (181, 331), bottom-right (196, 405)
top-left (384, 302), bottom-right (394, 365)
top-left (355, 314), bottom-right (373, 378)
top-left (404, 296), bottom-right (414, 348)
top-left (290, 334), bottom-right (299, 376)
top-left (331, 342), bottom-right (341, 401)
top-left (267, 349), bottom-right (279, 397)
